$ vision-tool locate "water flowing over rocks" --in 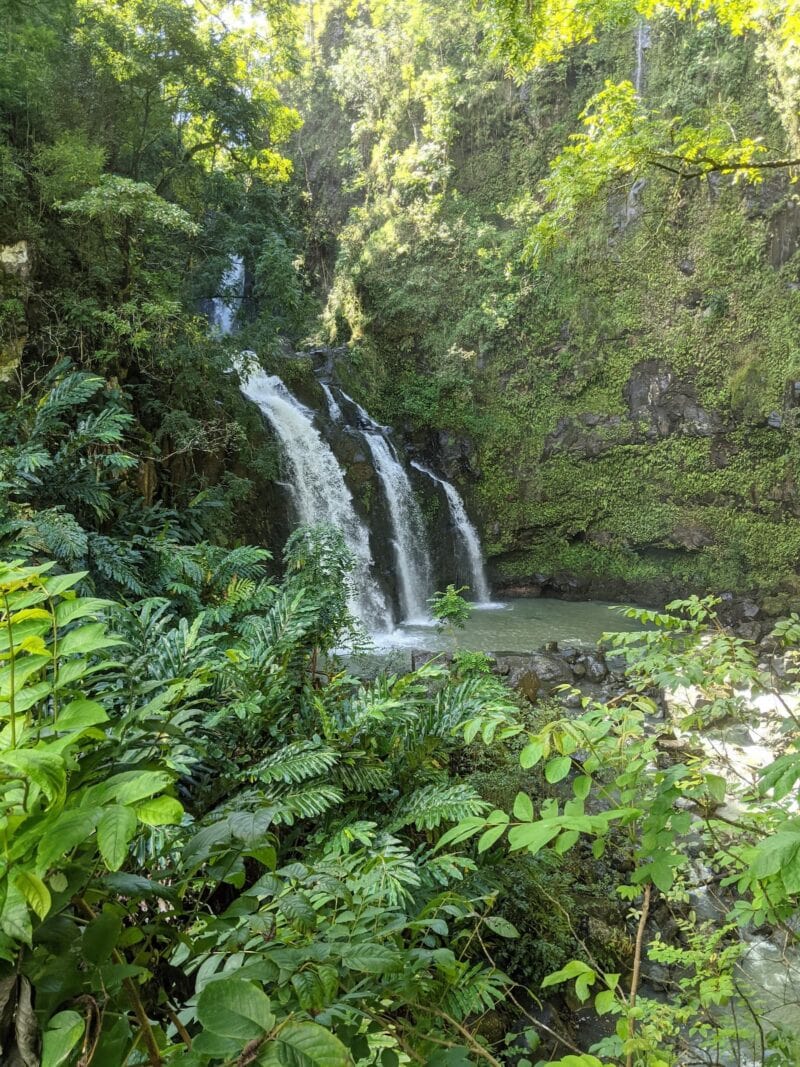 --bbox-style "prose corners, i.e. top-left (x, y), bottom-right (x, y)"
top-left (236, 349), bottom-right (494, 632)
